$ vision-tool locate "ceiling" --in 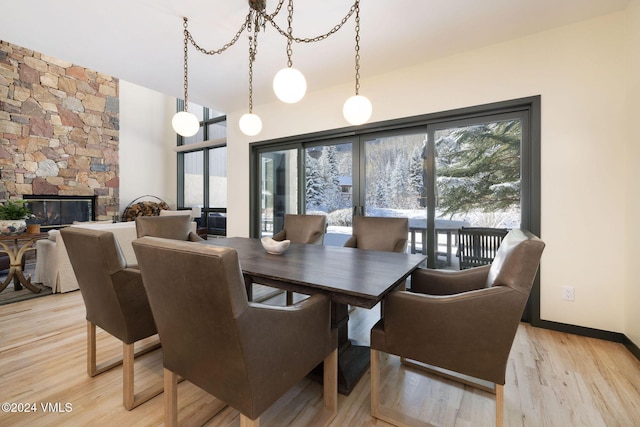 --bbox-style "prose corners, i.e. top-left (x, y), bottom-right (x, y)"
top-left (0, 0), bottom-right (630, 114)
